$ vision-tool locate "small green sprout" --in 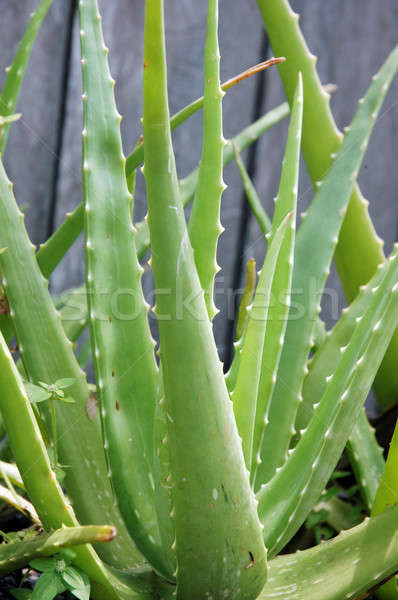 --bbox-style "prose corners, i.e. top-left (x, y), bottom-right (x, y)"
top-left (25, 379), bottom-right (75, 478)
top-left (11, 549), bottom-right (90, 600)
